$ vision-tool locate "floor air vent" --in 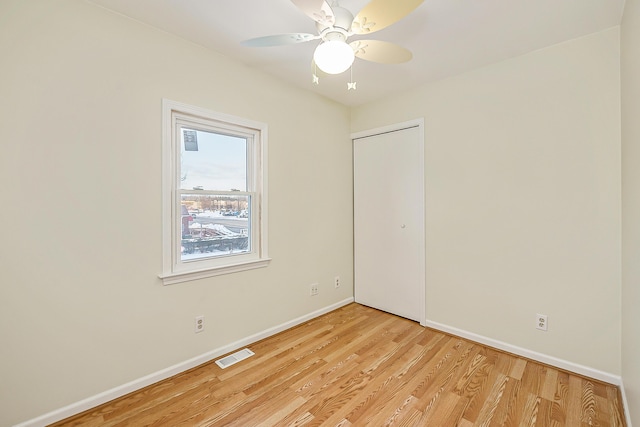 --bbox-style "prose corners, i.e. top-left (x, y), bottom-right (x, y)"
top-left (215, 348), bottom-right (255, 369)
